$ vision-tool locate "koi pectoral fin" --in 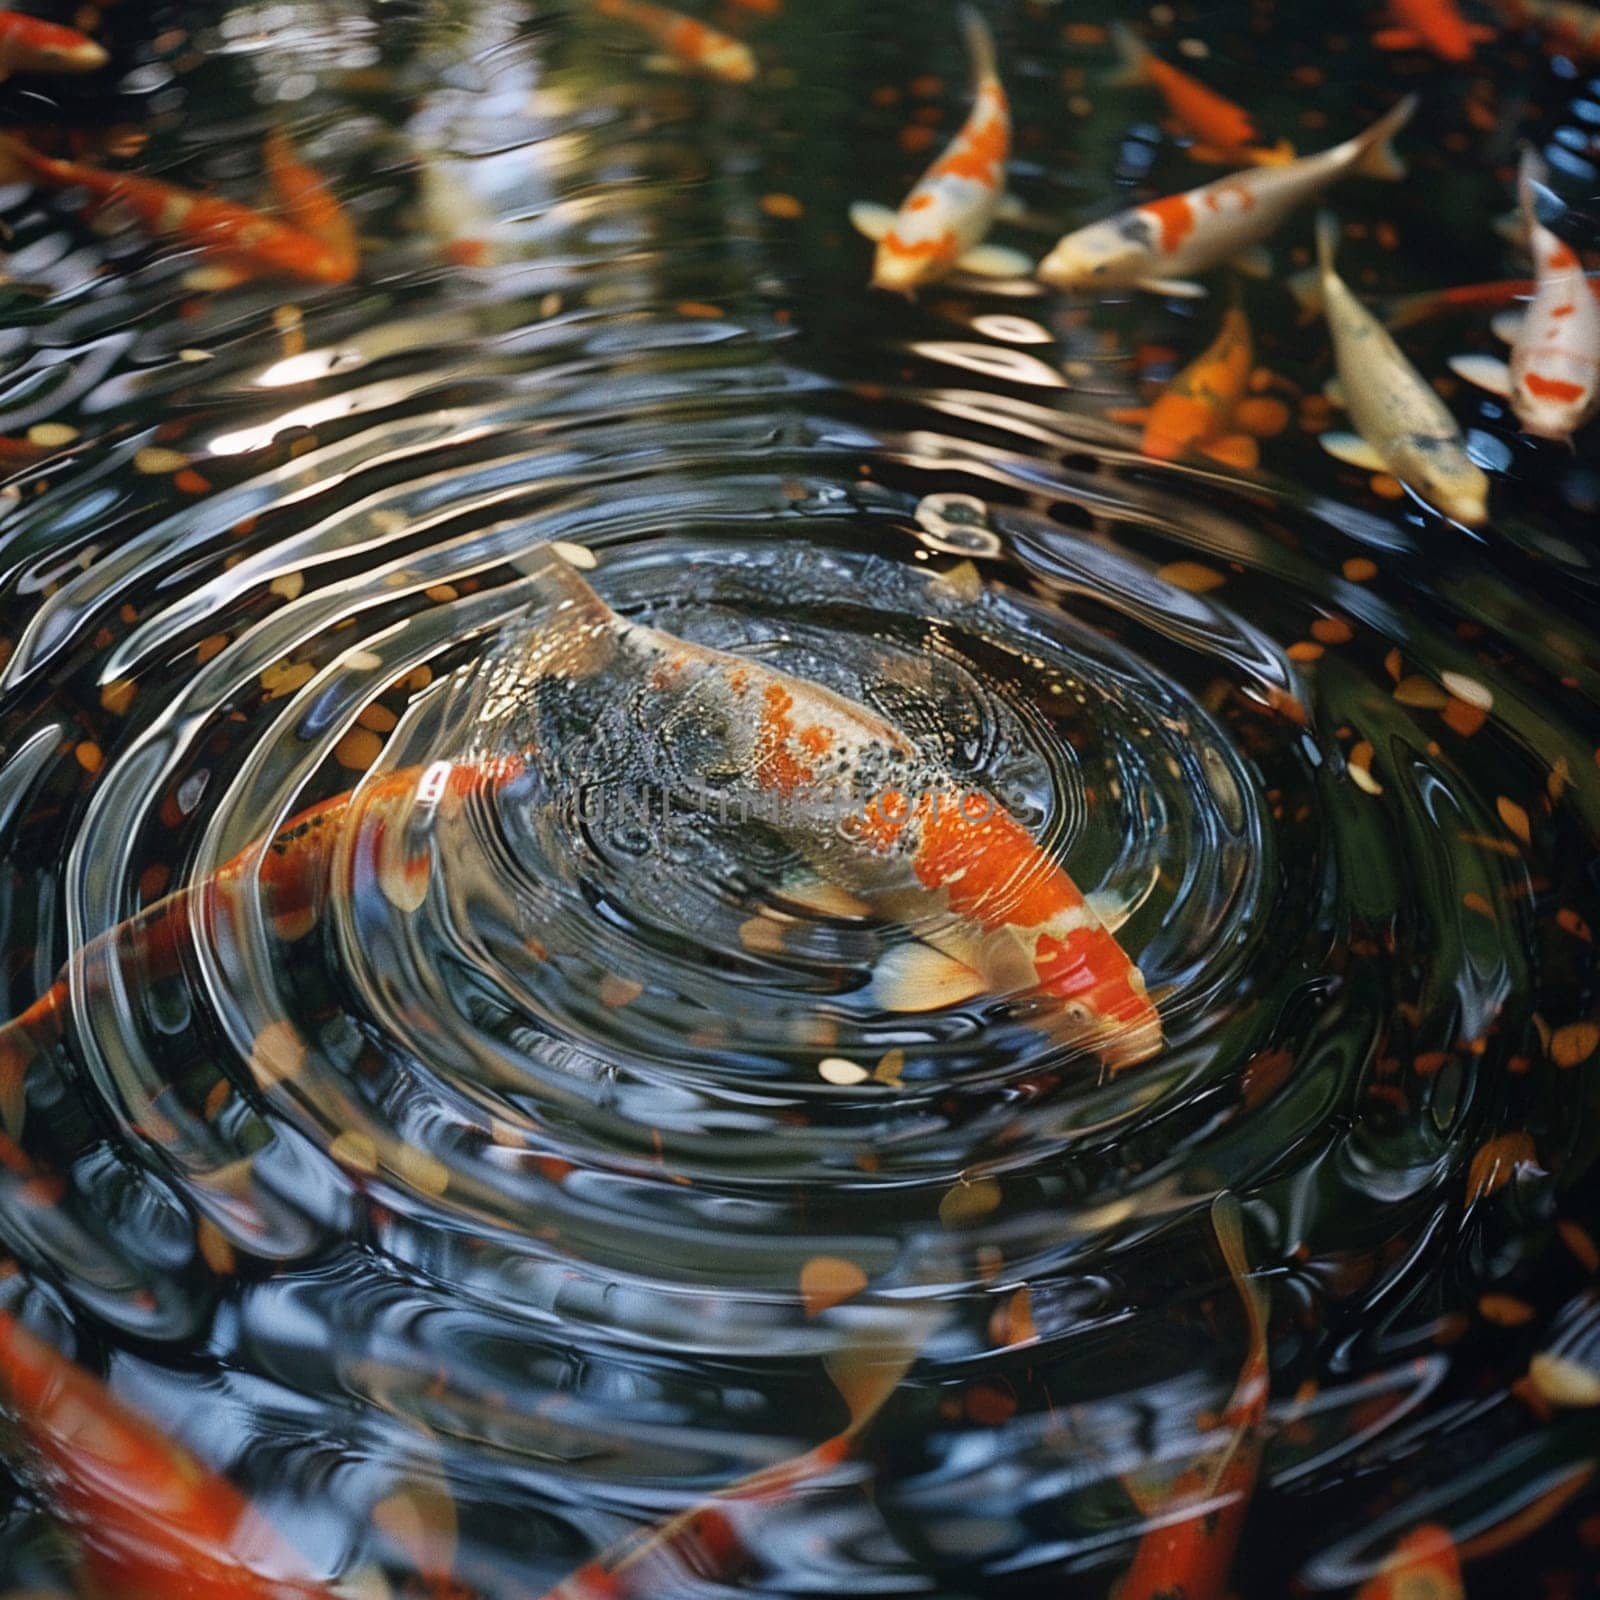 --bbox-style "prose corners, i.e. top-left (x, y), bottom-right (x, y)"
top-left (1319, 430), bottom-right (1389, 471)
top-left (848, 202), bottom-right (897, 244)
top-left (872, 941), bottom-right (990, 1013)
top-left (1138, 276), bottom-right (1207, 299)
top-left (956, 243), bottom-right (1034, 279)
top-left (1449, 353), bottom-right (1514, 397)
top-left (1490, 310), bottom-right (1526, 345)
